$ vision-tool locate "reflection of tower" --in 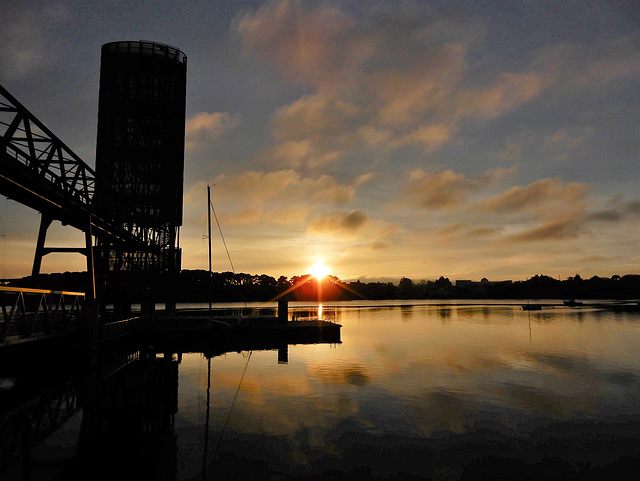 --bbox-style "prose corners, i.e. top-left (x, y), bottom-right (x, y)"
top-left (79, 349), bottom-right (179, 480)
top-left (94, 40), bottom-right (187, 274)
